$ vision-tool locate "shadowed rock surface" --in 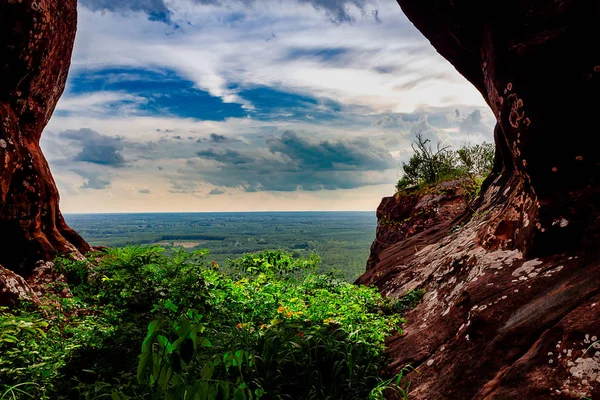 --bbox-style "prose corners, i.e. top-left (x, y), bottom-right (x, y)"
top-left (0, 0), bottom-right (91, 277)
top-left (358, 0), bottom-right (600, 398)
